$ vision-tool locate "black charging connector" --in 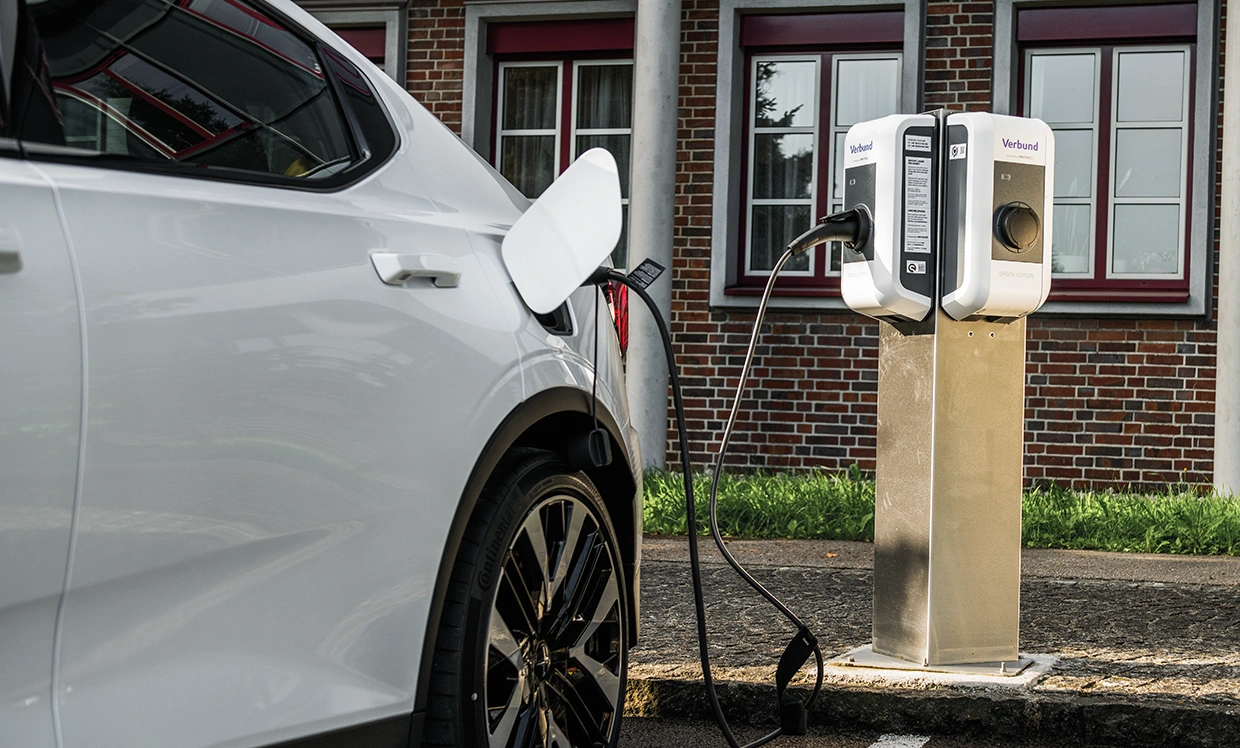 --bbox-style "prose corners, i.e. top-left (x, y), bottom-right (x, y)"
top-left (787, 205), bottom-right (873, 255)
